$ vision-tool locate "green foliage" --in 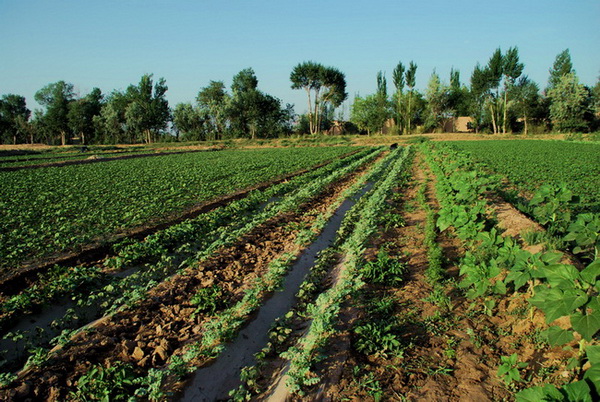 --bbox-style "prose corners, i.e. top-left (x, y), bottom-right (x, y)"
top-left (290, 61), bottom-right (347, 134)
top-left (528, 259), bottom-right (600, 341)
top-left (564, 213), bottom-right (600, 260)
top-left (0, 146), bottom-right (354, 270)
top-left (354, 321), bottom-right (402, 359)
top-left (446, 140), bottom-right (600, 213)
top-left (497, 353), bottom-right (527, 385)
top-left (69, 362), bottom-right (137, 401)
top-left (360, 249), bottom-right (406, 285)
top-left (548, 72), bottom-right (591, 132)
top-left (350, 93), bottom-right (391, 135)
top-left (190, 285), bottom-right (227, 316)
